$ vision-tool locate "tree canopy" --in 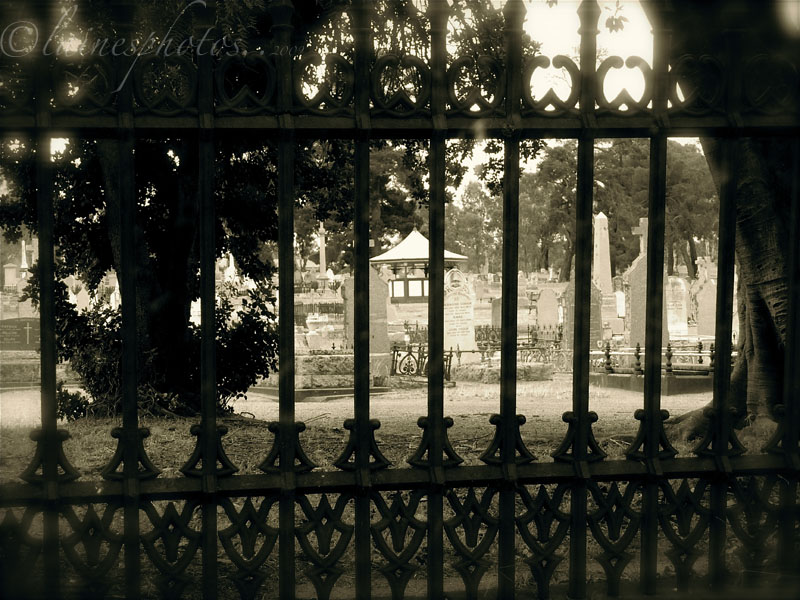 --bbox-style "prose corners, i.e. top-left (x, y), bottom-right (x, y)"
top-left (452, 138), bottom-right (718, 282)
top-left (0, 0), bottom-right (531, 415)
